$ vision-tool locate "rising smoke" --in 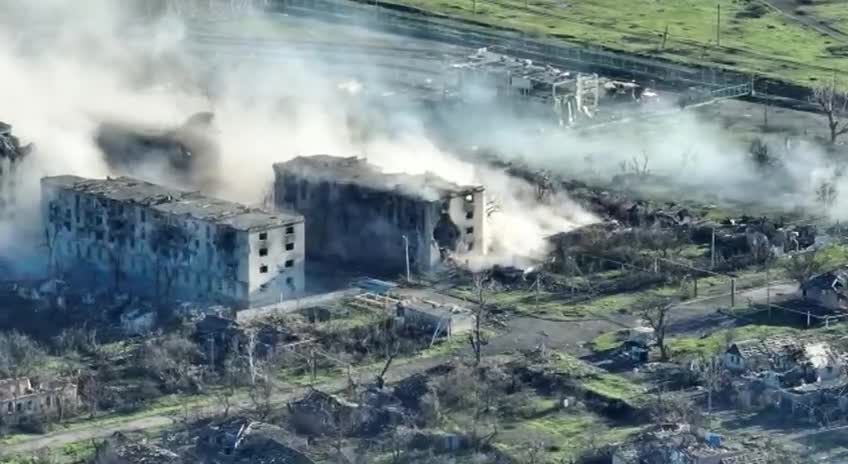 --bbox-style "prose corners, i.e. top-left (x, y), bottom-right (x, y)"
top-left (0, 0), bottom-right (840, 276)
